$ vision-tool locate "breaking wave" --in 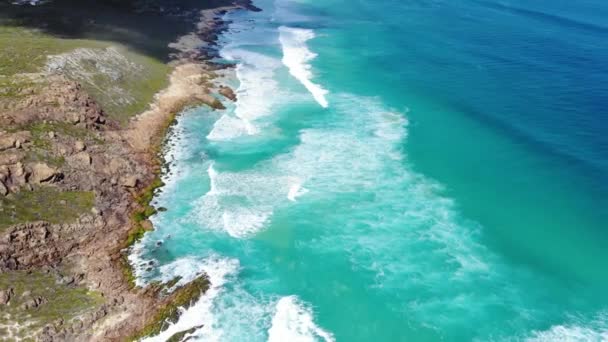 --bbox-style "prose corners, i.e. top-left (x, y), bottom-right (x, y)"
top-left (278, 26), bottom-right (329, 108)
